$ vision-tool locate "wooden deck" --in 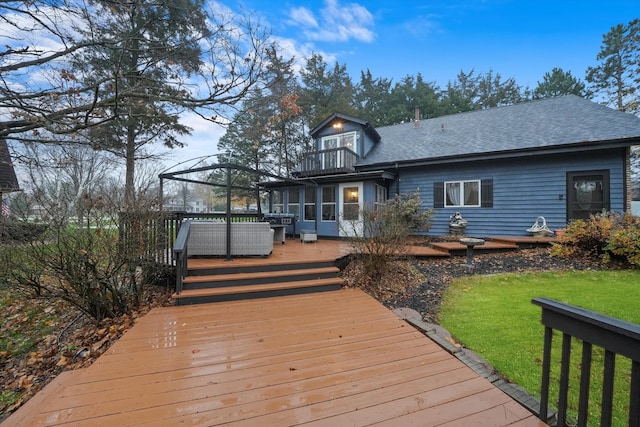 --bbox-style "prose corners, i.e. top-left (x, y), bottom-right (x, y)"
top-left (5, 289), bottom-right (546, 426)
